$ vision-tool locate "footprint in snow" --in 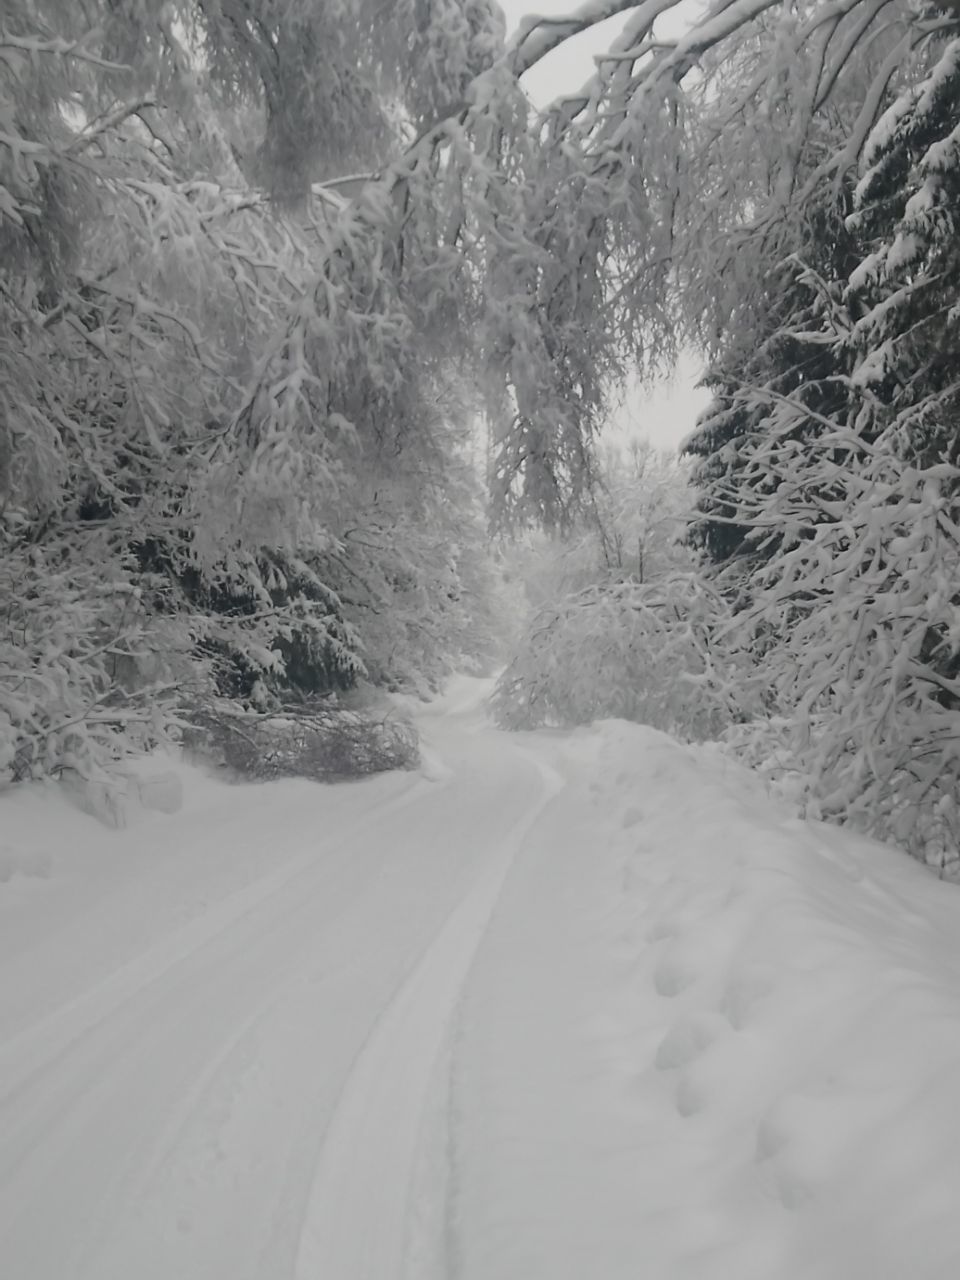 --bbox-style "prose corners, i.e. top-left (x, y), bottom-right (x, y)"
top-left (654, 1013), bottom-right (728, 1071)
top-left (644, 918), bottom-right (677, 943)
top-left (652, 952), bottom-right (700, 997)
top-left (674, 1071), bottom-right (709, 1117)
top-left (755, 1098), bottom-right (820, 1210)
top-left (720, 963), bottom-right (778, 1030)
top-left (755, 1110), bottom-right (792, 1161)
